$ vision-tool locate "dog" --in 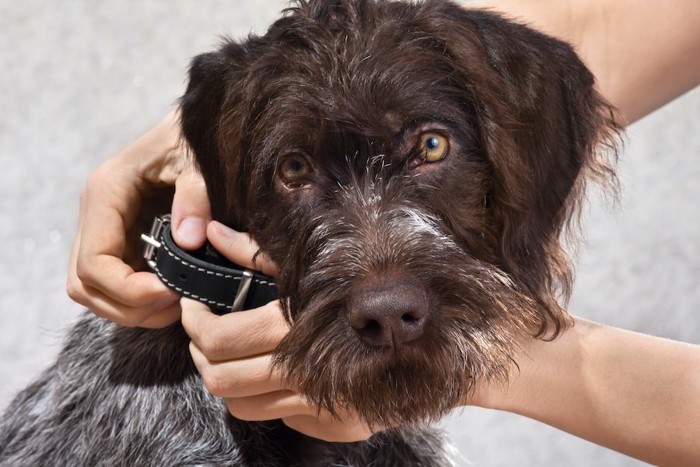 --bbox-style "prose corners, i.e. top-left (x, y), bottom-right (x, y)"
top-left (0, 0), bottom-right (618, 465)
